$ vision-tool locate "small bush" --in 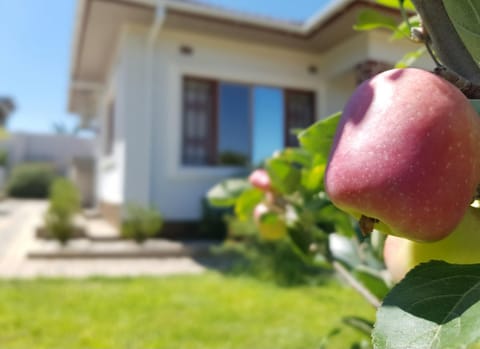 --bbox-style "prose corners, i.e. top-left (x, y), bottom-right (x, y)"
top-left (44, 178), bottom-right (81, 244)
top-left (121, 203), bottom-right (163, 243)
top-left (198, 199), bottom-right (229, 240)
top-left (7, 163), bottom-right (56, 198)
top-left (212, 238), bottom-right (330, 287)
top-left (0, 149), bottom-right (8, 167)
